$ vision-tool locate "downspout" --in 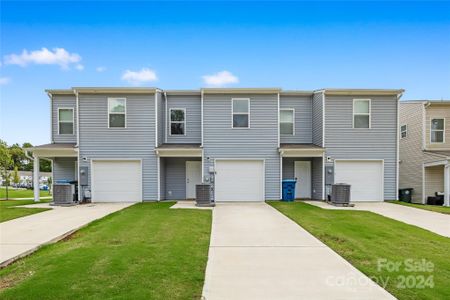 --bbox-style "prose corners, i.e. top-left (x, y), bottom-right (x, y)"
top-left (164, 92), bottom-right (168, 144)
top-left (155, 90), bottom-right (160, 201)
top-left (396, 91), bottom-right (403, 200)
top-left (74, 88), bottom-right (82, 202)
